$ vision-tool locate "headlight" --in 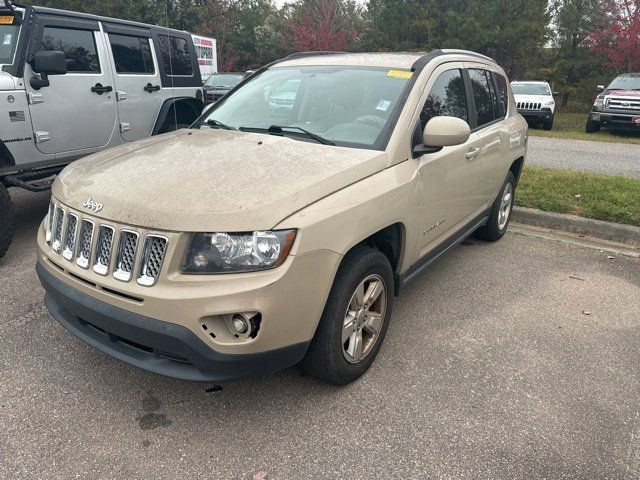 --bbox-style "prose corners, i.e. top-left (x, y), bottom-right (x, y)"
top-left (544, 100), bottom-right (555, 106)
top-left (181, 230), bottom-right (296, 273)
top-left (594, 95), bottom-right (605, 109)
